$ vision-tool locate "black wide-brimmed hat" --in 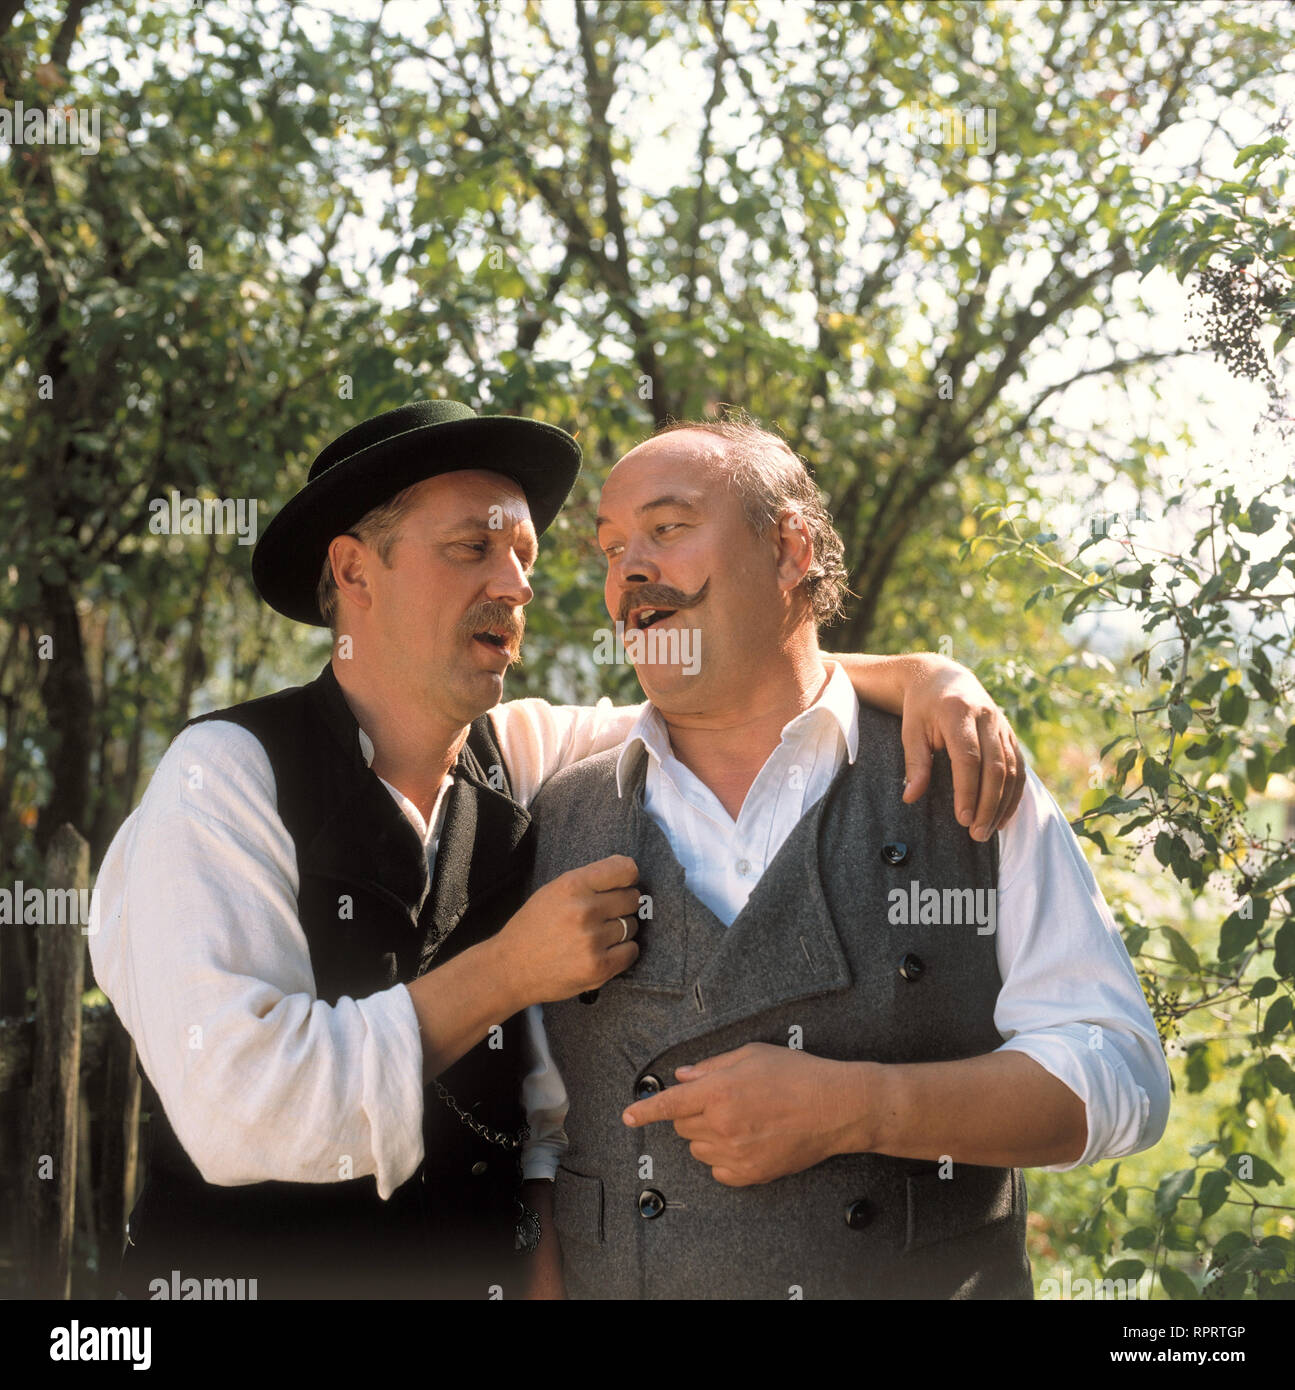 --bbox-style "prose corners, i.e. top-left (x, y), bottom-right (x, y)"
top-left (252, 398), bottom-right (582, 626)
